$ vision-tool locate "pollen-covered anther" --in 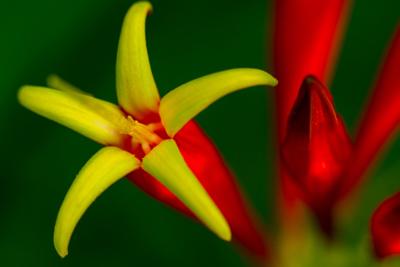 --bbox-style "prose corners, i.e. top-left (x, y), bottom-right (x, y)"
top-left (146, 122), bottom-right (164, 131)
top-left (120, 116), bottom-right (163, 154)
